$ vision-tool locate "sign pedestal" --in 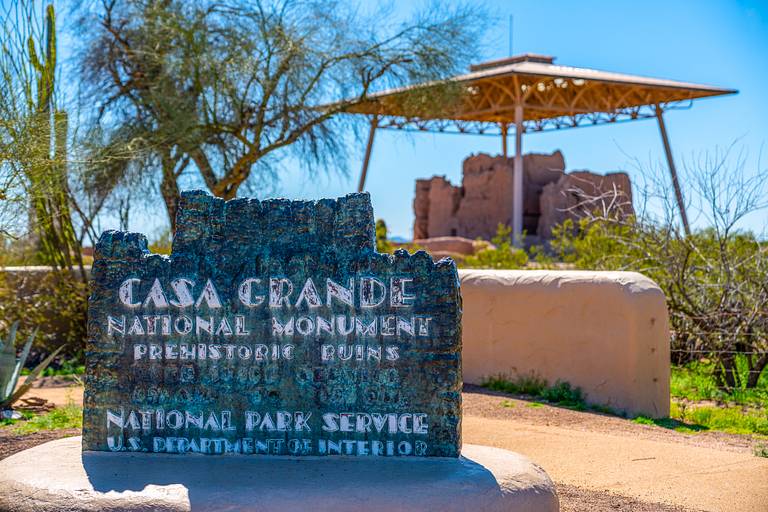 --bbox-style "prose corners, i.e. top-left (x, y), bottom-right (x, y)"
top-left (15, 191), bottom-right (559, 510)
top-left (0, 436), bottom-right (558, 511)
